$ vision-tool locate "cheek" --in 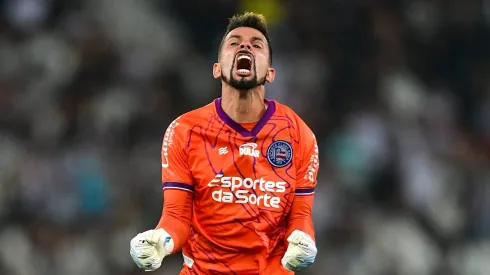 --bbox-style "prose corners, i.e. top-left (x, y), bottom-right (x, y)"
top-left (255, 56), bottom-right (269, 75)
top-left (222, 54), bottom-right (235, 71)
